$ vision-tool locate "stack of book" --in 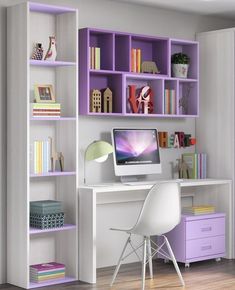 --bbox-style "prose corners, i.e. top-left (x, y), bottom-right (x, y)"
top-left (164, 89), bottom-right (176, 114)
top-left (182, 205), bottom-right (215, 215)
top-left (32, 140), bottom-right (51, 174)
top-left (31, 103), bottom-right (61, 118)
top-left (30, 200), bottom-right (64, 229)
top-left (131, 48), bottom-right (141, 73)
top-left (182, 153), bottom-right (207, 179)
top-left (90, 46), bottom-right (100, 69)
top-left (30, 262), bottom-right (65, 283)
